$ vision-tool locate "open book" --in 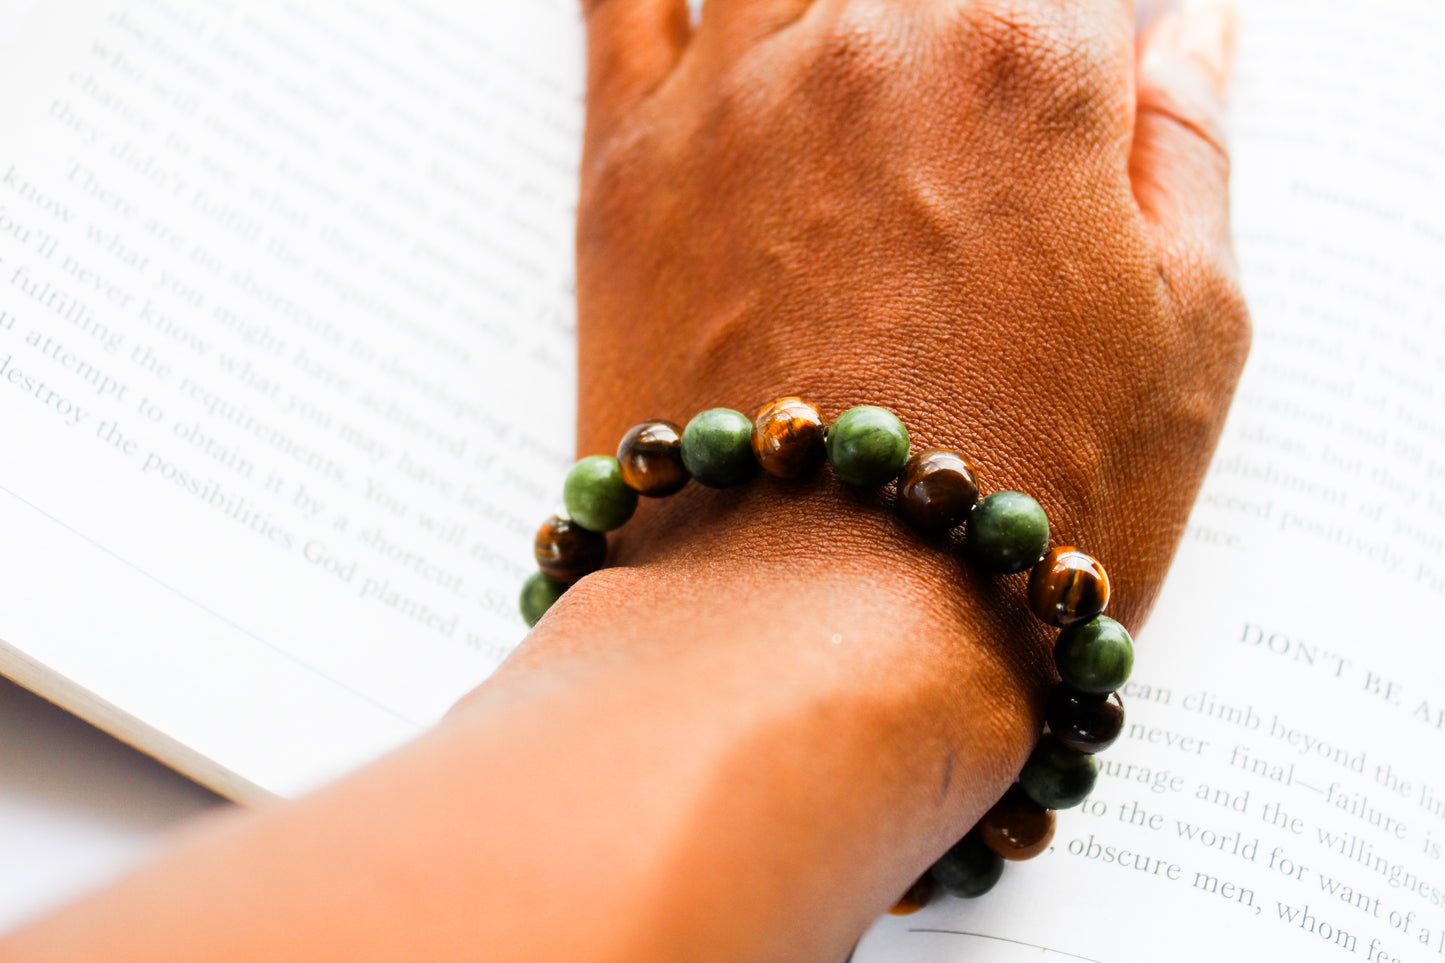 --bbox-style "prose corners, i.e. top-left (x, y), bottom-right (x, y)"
top-left (0, 0), bottom-right (1439, 959)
